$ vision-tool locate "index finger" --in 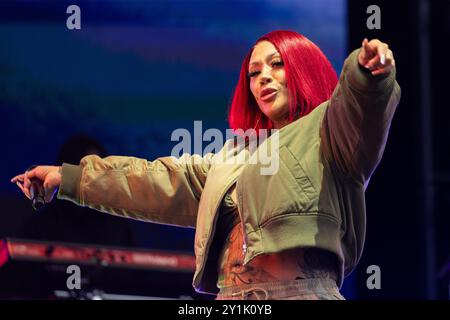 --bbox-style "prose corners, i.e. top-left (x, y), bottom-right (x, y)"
top-left (11, 173), bottom-right (25, 183)
top-left (363, 38), bottom-right (371, 53)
